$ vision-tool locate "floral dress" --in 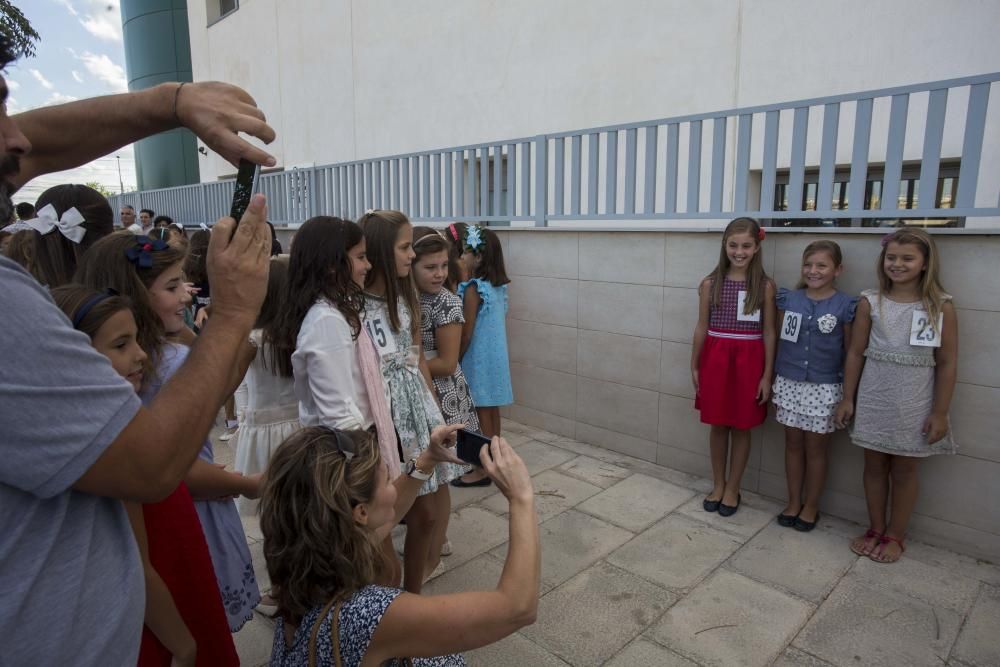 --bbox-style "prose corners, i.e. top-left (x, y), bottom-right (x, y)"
top-left (363, 293), bottom-right (446, 495)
